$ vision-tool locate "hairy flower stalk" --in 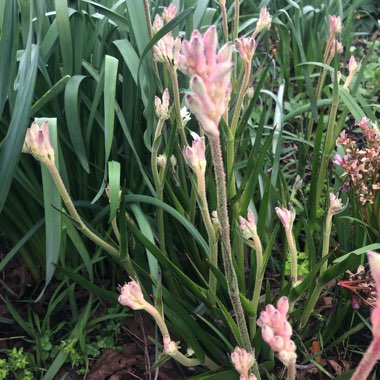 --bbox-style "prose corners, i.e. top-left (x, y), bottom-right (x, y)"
top-left (239, 212), bottom-right (264, 337)
top-left (351, 251), bottom-right (380, 379)
top-left (219, 0), bottom-right (228, 43)
top-left (300, 193), bottom-right (345, 328)
top-left (184, 134), bottom-right (218, 299)
top-left (257, 297), bottom-right (297, 380)
top-left (23, 122), bottom-right (119, 259)
top-left (306, 15), bottom-right (343, 140)
top-left (178, 26), bottom-right (258, 376)
top-left (119, 281), bottom-right (218, 370)
top-left (275, 206), bottom-right (298, 286)
top-left (311, 67), bottom-right (341, 228)
top-left (152, 89), bottom-right (171, 253)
